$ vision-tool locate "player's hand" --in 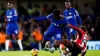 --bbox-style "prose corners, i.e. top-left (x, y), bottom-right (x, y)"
top-left (29, 18), bottom-right (34, 23)
top-left (67, 24), bottom-right (71, 27)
